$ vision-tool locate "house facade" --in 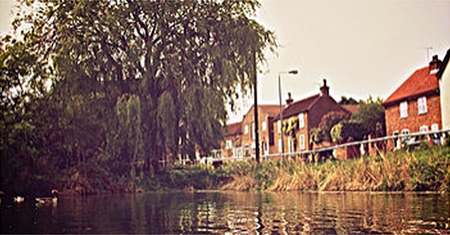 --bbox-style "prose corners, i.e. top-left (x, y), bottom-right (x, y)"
top-left (221, 122), bottom-right (242, 159)
top-left (437, 49), bottom-right (450, 130)
top-left (240, 105), bottom-right (283, 158)
top-left (383, 55), bottom-right (443, 149)
top-left (273, 79), bottom-right (349, 154)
